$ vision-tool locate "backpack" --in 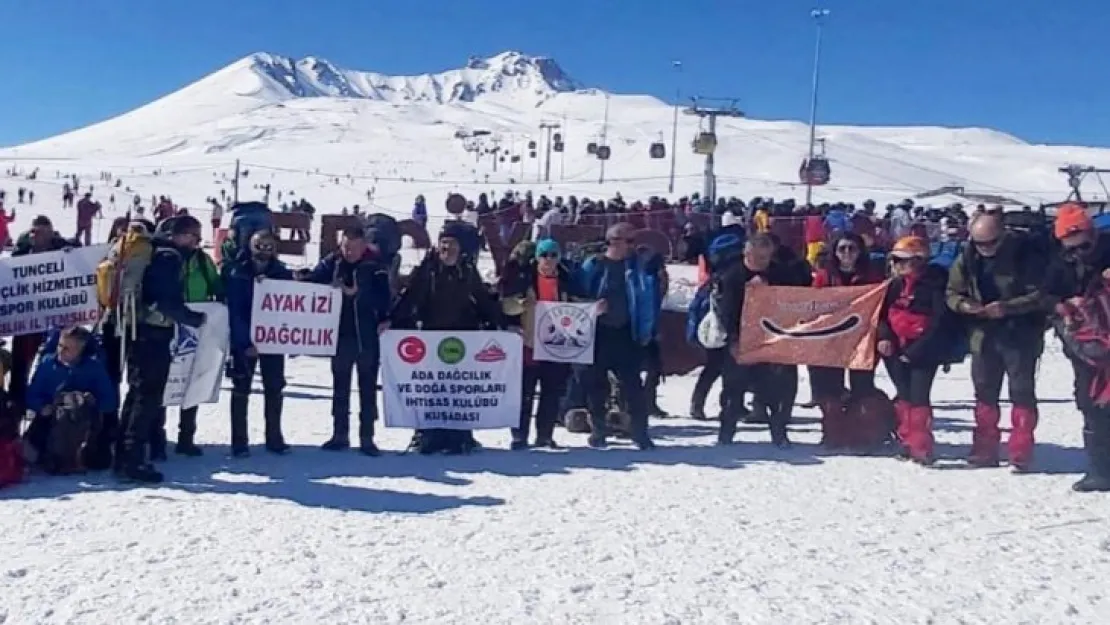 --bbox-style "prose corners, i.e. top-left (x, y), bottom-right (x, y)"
top-left (926, 242), bottom-right (971, 366)
top-left (42, 391), bottom-right (99, 475)
top-left (364, 213), bottom-right (402, 261)
top-left (221, 202), bottom-right (274, 263)
top-left (686, 283), bottom-right (711, 345)
top-left (96, 223), bottom-right (155, 340)
top-left (1056, 284), bottom-right (1110, 369)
